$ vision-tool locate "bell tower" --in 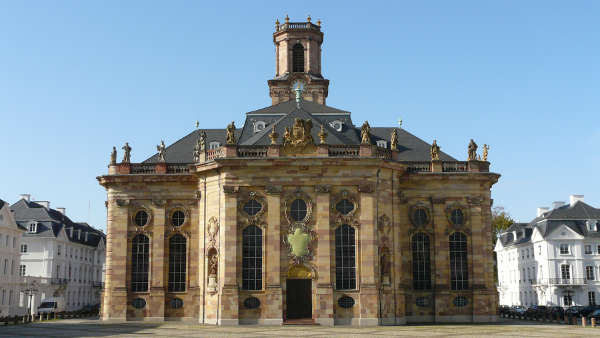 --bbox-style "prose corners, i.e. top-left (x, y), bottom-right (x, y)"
top-left (268, 15), bottom-right (330, 105)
